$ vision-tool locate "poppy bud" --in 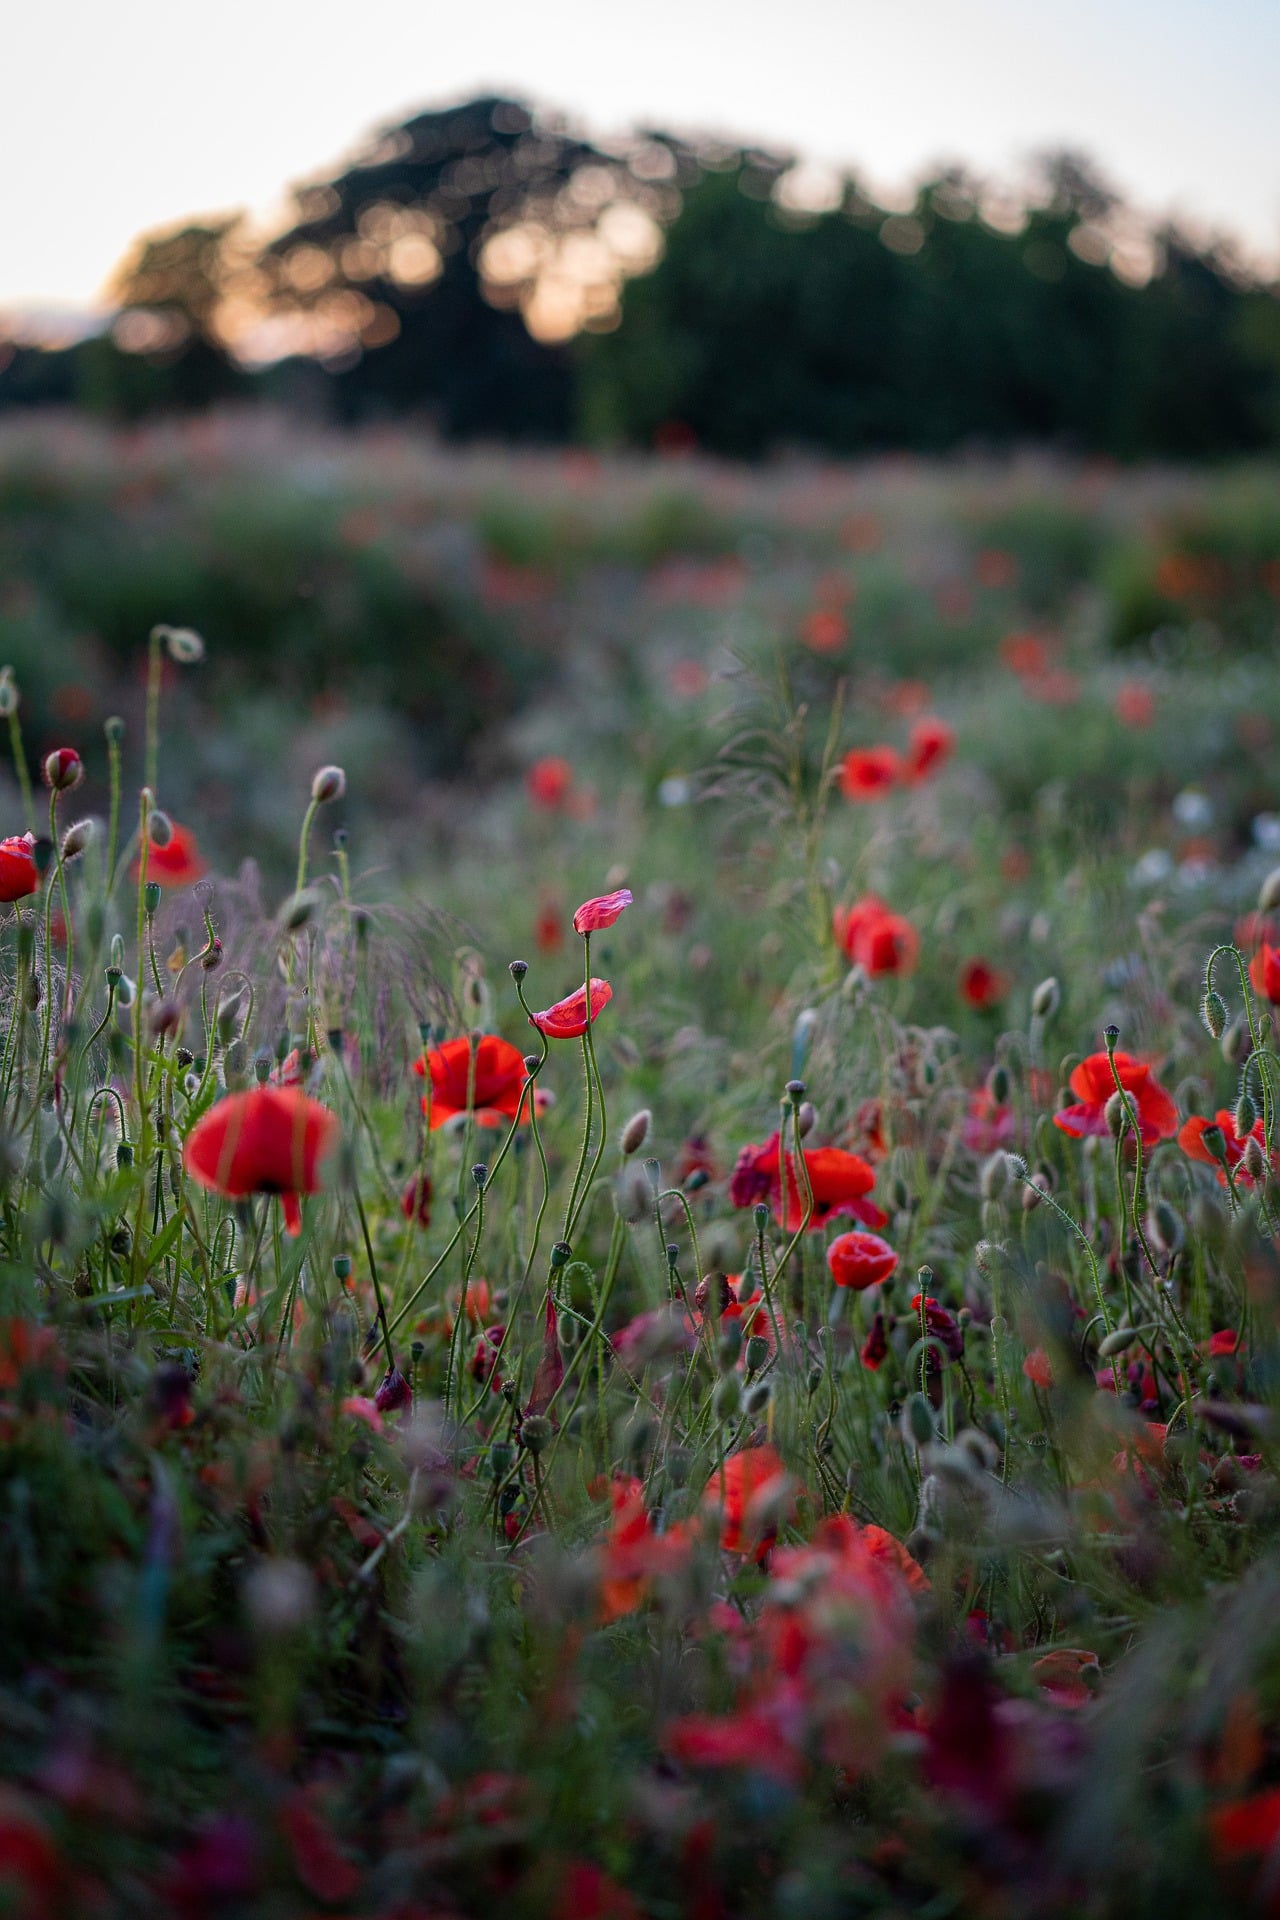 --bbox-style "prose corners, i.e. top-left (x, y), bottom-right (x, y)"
top-left (279, 887), bottom-right (323, 931)
top-left (904, 1394), bottom-right (935, 1447)
top-left (201, 937), bottom-right (223, 971)
top-left (666, 1242), bottom-right (680, 1270)
top-left (1200, 1123), bottom-right (1229, 1168)
top-left (974, 1239), bottom-right (1006, 1276)
top-left (981, 1151), bottom-right (1011, 1201)
top-left (1104, 1090), bottom-right (1129, 1138)
top-left (43, 746), bottom-right (82, 792)
top-left (986, 1062), bottom-right (1011, 1105)
top-left (60, 818), bottom-right (95, 859)
top-left (158, 624), bottom-right (205, 665)
top-left (1031, 977), bottom-right (1060, 1020)
top-left (796, 1101), bottom-right (817, 1138)
top-left (1201, 990), bottom-right (1227, 1039)
top-left (1235, 1092), bottom-right (1257, 1138)
top-left (116, 1141), bottom-right (134, 1168)
top-left (745, 1334), bottom-right (770, 1374)
top-left (490, 1442), bottom-right (514, 1479)
top-left (1223, 1017), bottom-right (1253, 1067)
top-left (744, 1380), bottom-right (772, 1418)
top-left (148, 810), bottom-right (173, 849)
top-left (1260, 866), bottom-right (1280, 915)
top-left (509, 959), bottom-right (529, 981)
top-left (310, 765), bottom-right (346, 804)
top-left (149, 999), bottom-right (180, 1039)
top-left (0, 667), bottom-right (17, 717)
top-left (103, 713), bottom-right (124, 744)
top-left (1243, 1135), bottom-right (1267, 1182)
top-left (621, 1108), bottom-right (651, 1156)
top-left (1149, 1199), bottom-right (1184, 1255)
top-left (712, 1373), bottom-right (741, 1421)
top-left (717, 1321), bottom-right (743, 1371)
top-left (521, 1414), bottom-right (553, 1455)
